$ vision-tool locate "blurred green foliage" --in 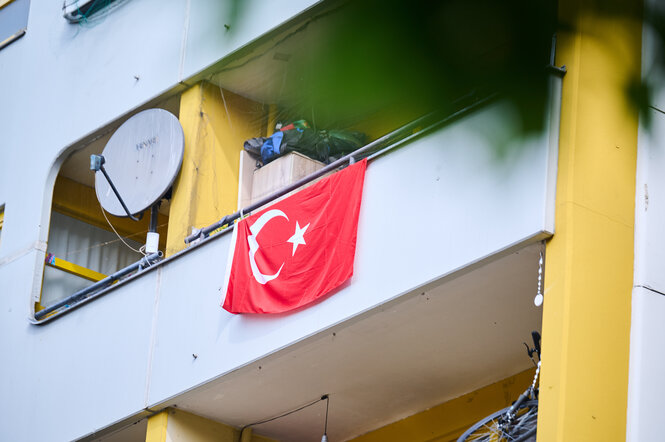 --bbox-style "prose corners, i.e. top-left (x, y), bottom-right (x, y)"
top-left (303, 0), bottom-right (556, 133)
top-left (225, 0), bottom-right (662, 137)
